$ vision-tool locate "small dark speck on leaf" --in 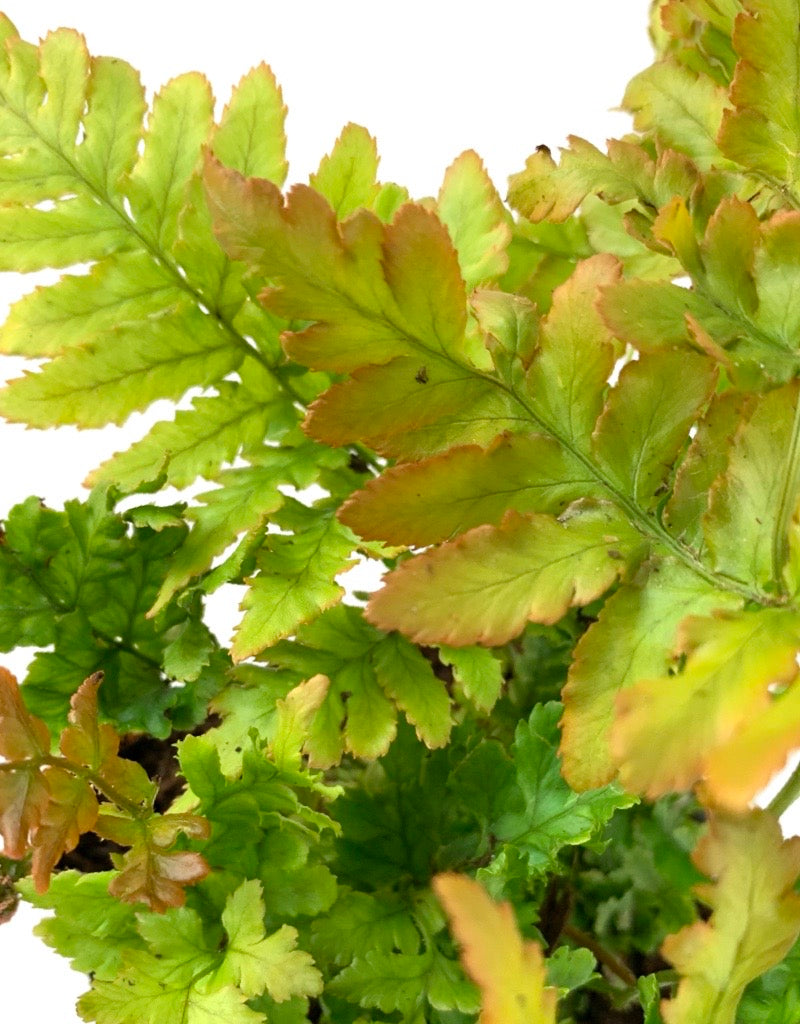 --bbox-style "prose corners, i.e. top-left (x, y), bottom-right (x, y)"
top-left (415, 366), bottom-right (429, 384)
